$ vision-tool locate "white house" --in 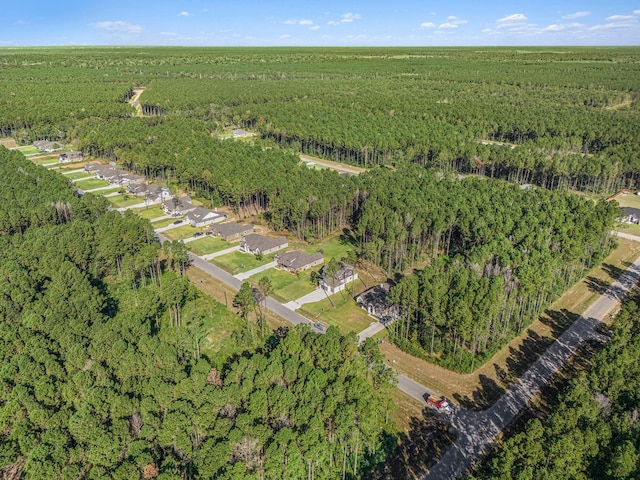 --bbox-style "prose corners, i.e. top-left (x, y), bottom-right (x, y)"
top-left (319, 262), bottom-right (358, 295)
